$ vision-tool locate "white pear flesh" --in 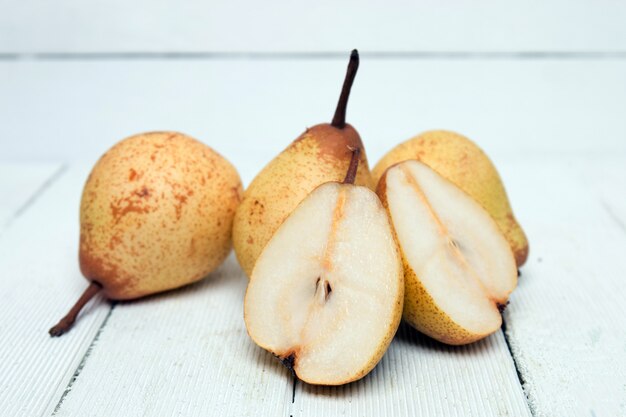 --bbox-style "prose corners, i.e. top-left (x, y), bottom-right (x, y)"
top-left (382, 160), bottom-right (517, 344)
top-left (244, 182), bottom-right (403, 385)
